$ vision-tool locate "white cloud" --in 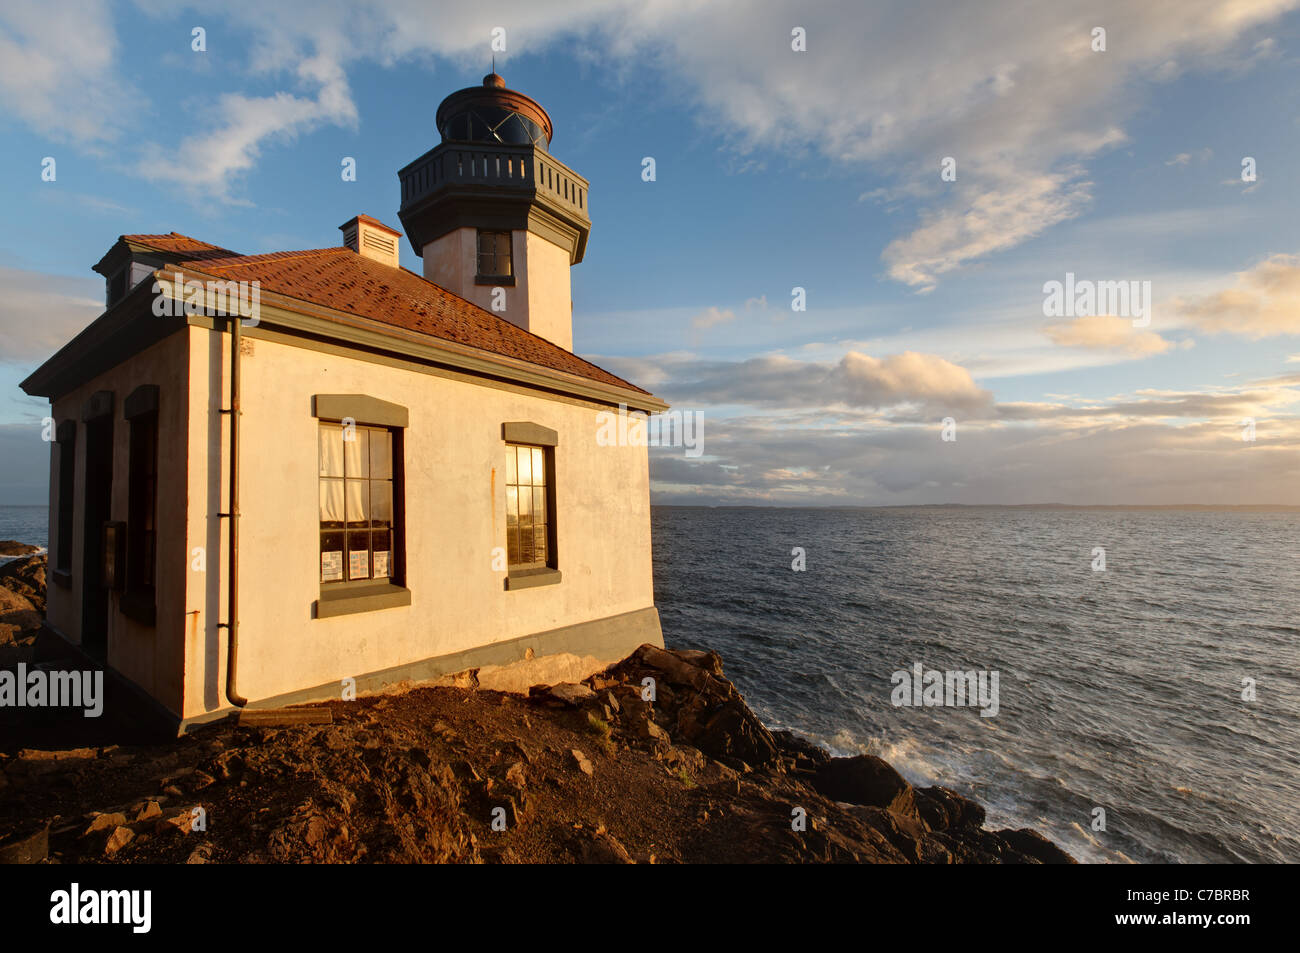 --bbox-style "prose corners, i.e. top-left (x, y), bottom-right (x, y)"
top-left (643, 364), bottom-right (1300, 505)
top-left (1176, 253), bottom-right (1300, 338)
top-left (0, 0), bottom-right (137, 144)
top-left (9, 0), bottom-right (1293, 241)
top-left (1044, 314), bottom-right (1181, 357)
top-left (649, 413), bottom-right (1300, 506)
